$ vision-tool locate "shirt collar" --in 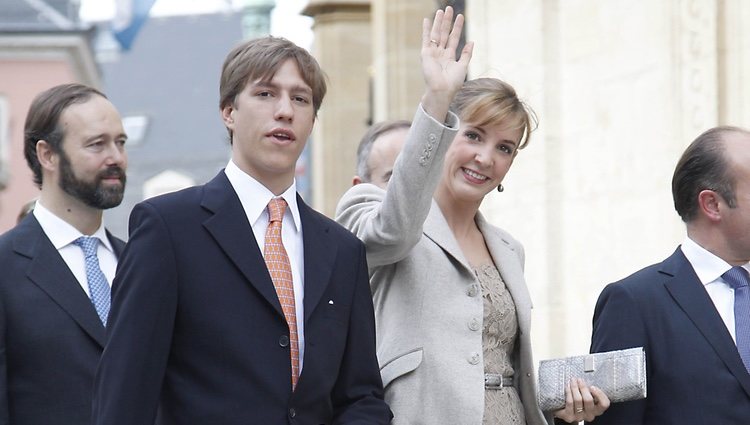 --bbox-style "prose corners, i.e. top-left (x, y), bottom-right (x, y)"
top-left (680, 236), bottom-right (749, 285)
top-left (33, 200), bottom-right (113, 252)
top-left (224, 160), bottom-right (301, 232)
